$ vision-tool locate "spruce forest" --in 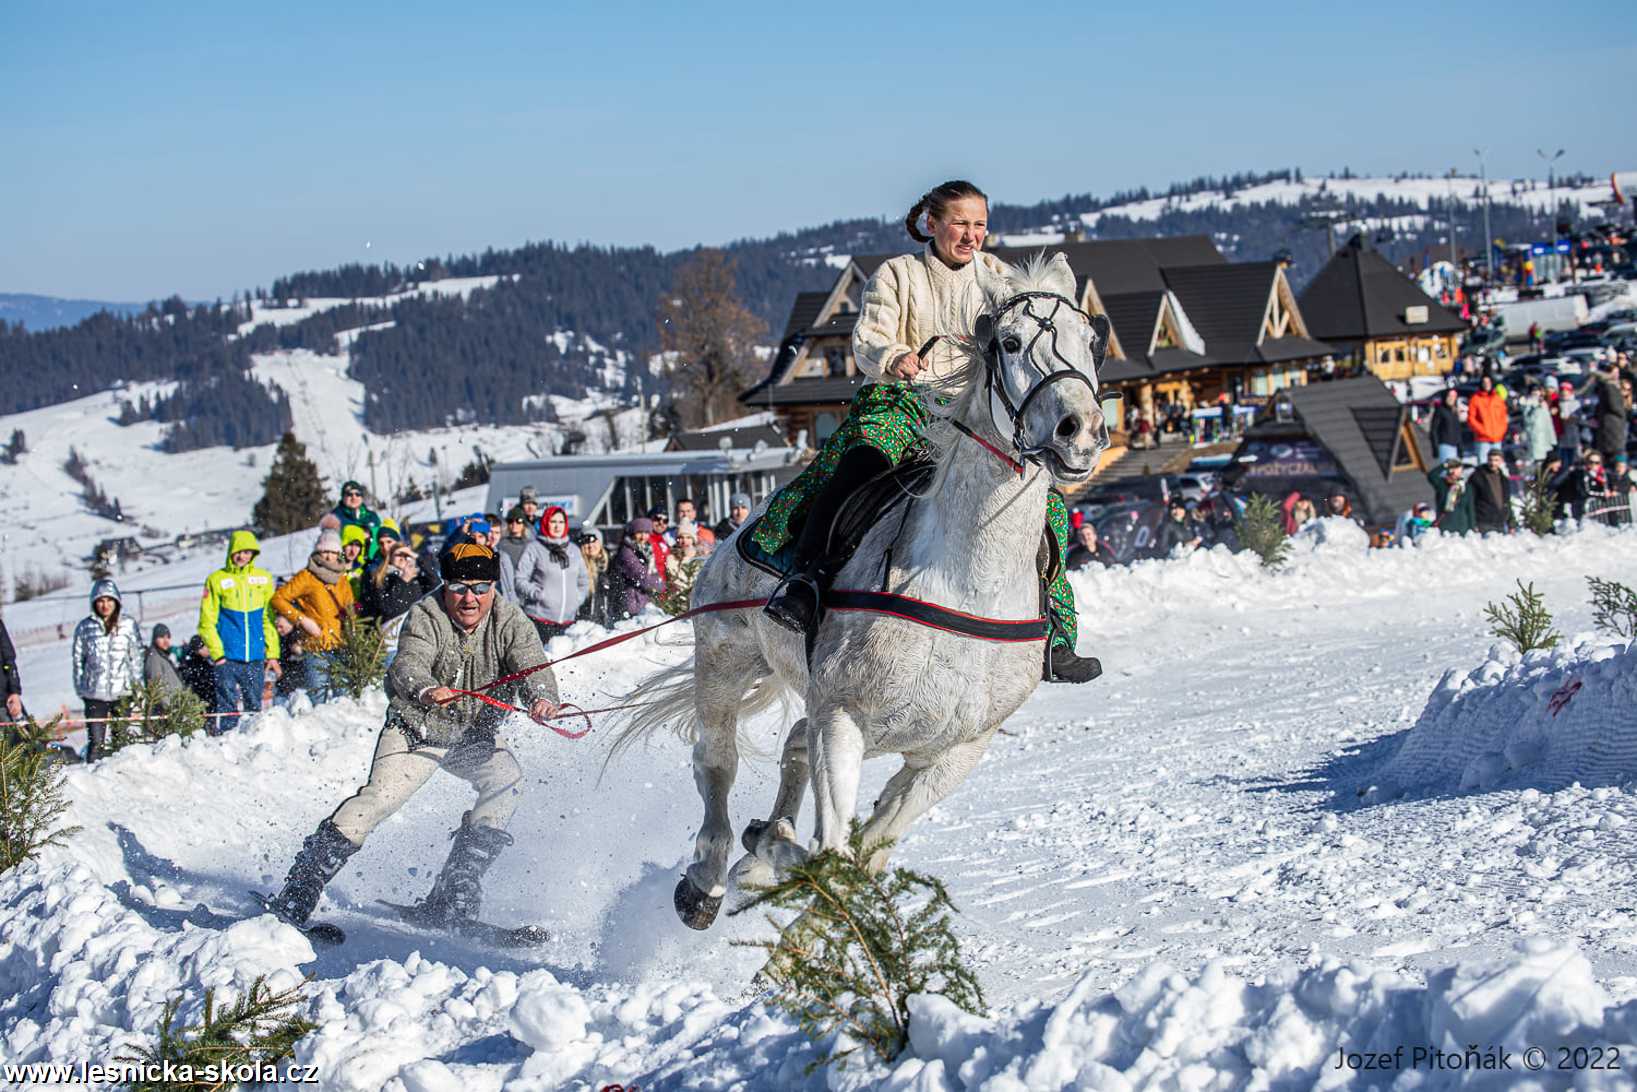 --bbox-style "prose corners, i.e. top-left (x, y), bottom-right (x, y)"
top-left (0, 169), bottom-right (1588, 450)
